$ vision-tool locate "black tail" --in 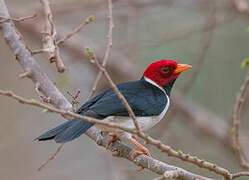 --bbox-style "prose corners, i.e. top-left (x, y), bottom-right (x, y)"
top-left (36, 120), bottom-right (94, 143)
